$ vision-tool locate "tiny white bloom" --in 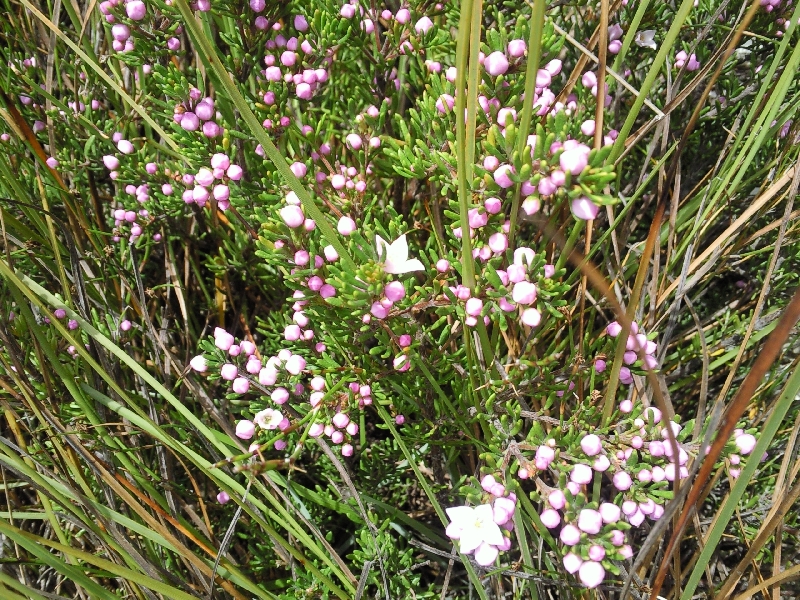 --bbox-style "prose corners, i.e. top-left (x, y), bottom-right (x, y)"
top-left (254, 408), bottom-right (283, 430)
top-left (634, 30), bottom-right (657, 50)
top-left (375, 234), bottom-right (424, 274)
top-left (445, 504), bottom-right (505, 554)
